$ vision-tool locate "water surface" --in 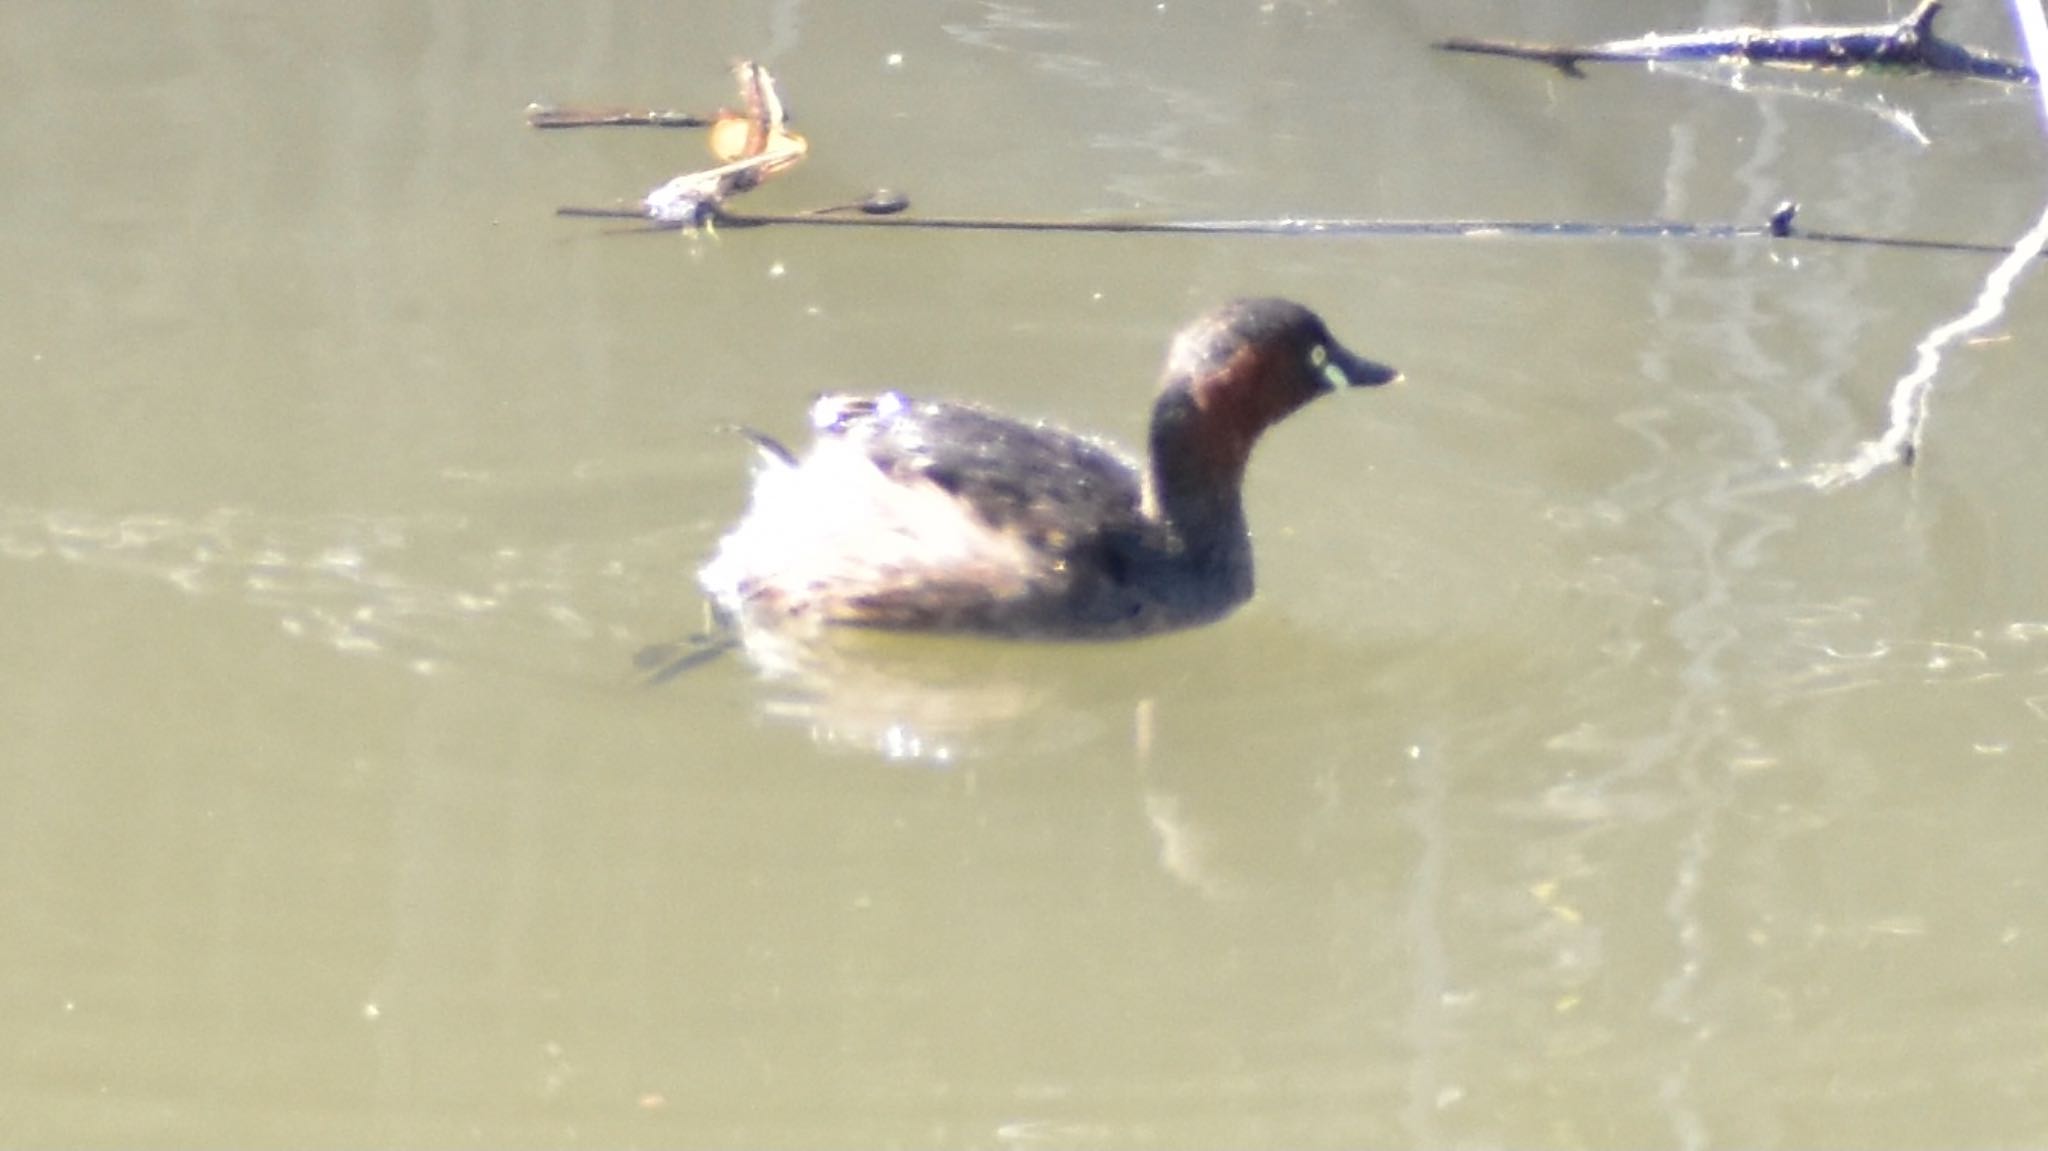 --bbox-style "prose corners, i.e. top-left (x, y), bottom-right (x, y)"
top-left (5, 1), bottom-right (2047, 1146)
